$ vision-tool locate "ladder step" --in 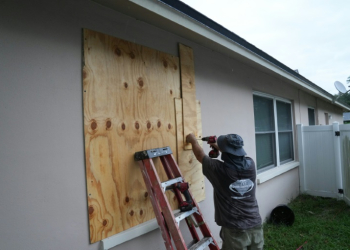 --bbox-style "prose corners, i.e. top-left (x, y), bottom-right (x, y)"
top-left (134, 146), bottom-right (172, 161)
top-left (188, 237), bottom-right (214, 250)
top-left (161, 177), bottom-right (183, 191)
top-left (186, 239), bottom-right (197, 249)
top-left (174, 207), bottom-right (198, 225)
